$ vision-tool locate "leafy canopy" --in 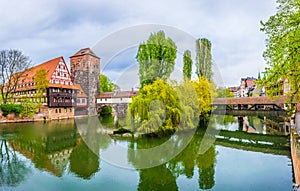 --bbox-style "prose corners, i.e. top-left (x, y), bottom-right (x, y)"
top-left (100, 74), bottom-right (114, 93)
top-left (183, 50), bottom-right (192, 80)
top-left (136, 31), bottom-right (177, 87)
top-left (259, 0), bottom-right (300, 102)
top-left (128, 77), bottom-right (214, 135)
top-left (196, 38), bottom-right (213, 81)
top-left (129, 79), bottom-right (181, 135)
